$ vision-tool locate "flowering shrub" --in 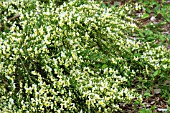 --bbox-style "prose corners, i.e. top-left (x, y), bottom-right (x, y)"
top-left (0, 0), bottom-right (170, 112)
